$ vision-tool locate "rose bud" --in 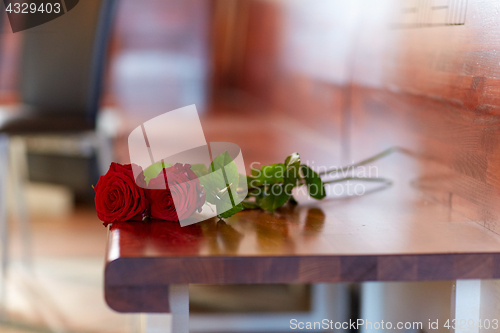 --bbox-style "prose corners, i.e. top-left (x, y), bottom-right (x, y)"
top-left (147, 163), bottom-right (206, 221)
top-left (94, 163), bottom-right (149, 226)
